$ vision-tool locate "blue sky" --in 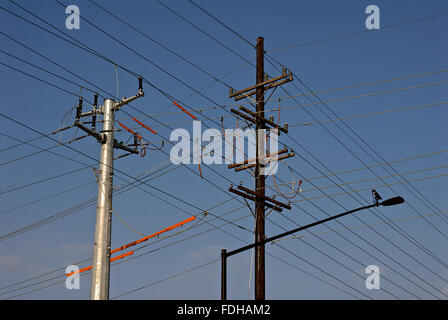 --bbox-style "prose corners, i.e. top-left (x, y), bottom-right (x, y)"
top-left (0, 0), bottom-right (447, 299)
